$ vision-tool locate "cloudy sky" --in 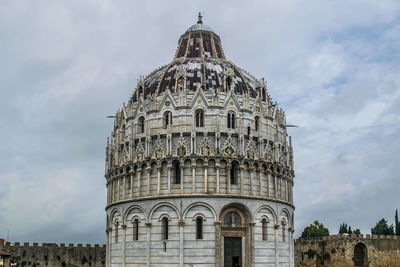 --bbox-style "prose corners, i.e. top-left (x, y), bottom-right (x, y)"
top-left (1, 0), bottom-right (399, 244)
